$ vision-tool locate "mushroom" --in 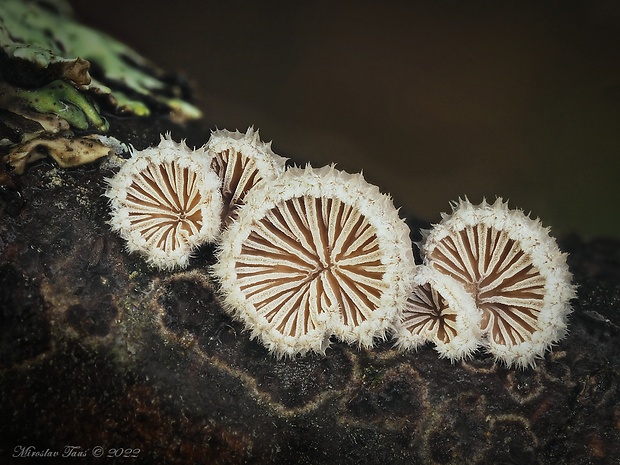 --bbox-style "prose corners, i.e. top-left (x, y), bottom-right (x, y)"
top-left (205, 127), bottom-right (287, 224)
top-left (212, 164), bottom-right (416, 357)
top-left (105, 134), bottom-right (222, 270)
top-left (420, 198), bottom-right (576, 368)
top-left (393, 265), bottom-right (481, 361)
